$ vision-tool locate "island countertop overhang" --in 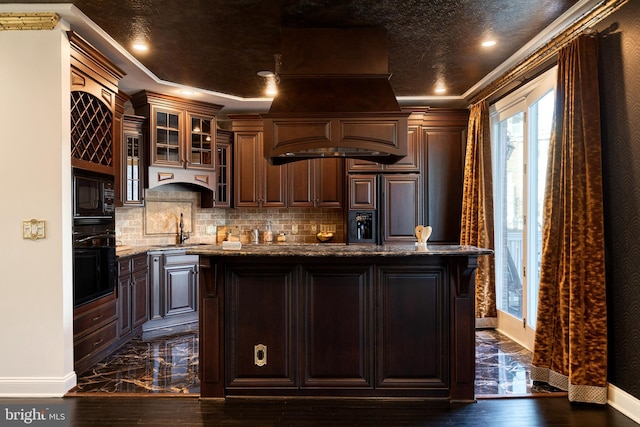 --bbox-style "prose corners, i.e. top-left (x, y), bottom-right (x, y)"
top-left (187, 243), bottom-right (492, 257)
